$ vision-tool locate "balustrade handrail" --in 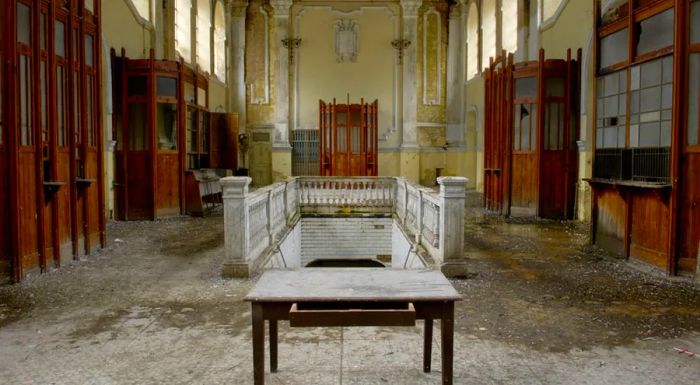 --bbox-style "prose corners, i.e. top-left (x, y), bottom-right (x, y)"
top-left (220, 175), bottom-right (468, 278)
